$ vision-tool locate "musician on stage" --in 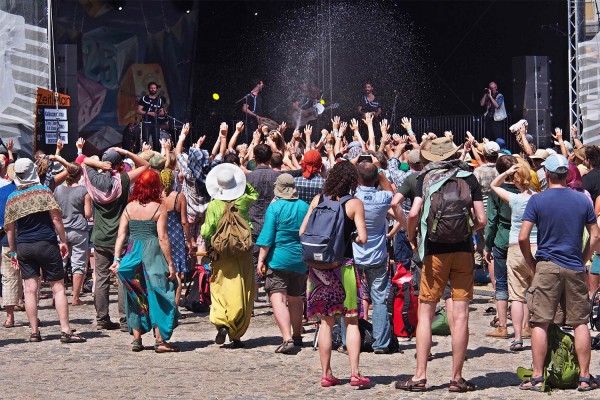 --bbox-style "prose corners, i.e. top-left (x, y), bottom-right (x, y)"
top-left (241, 79), bottom-right (265, 139)
top-left (137, 81), bottom-right (167, 151)
top-left (357, 82), bottom-right (382, 120)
